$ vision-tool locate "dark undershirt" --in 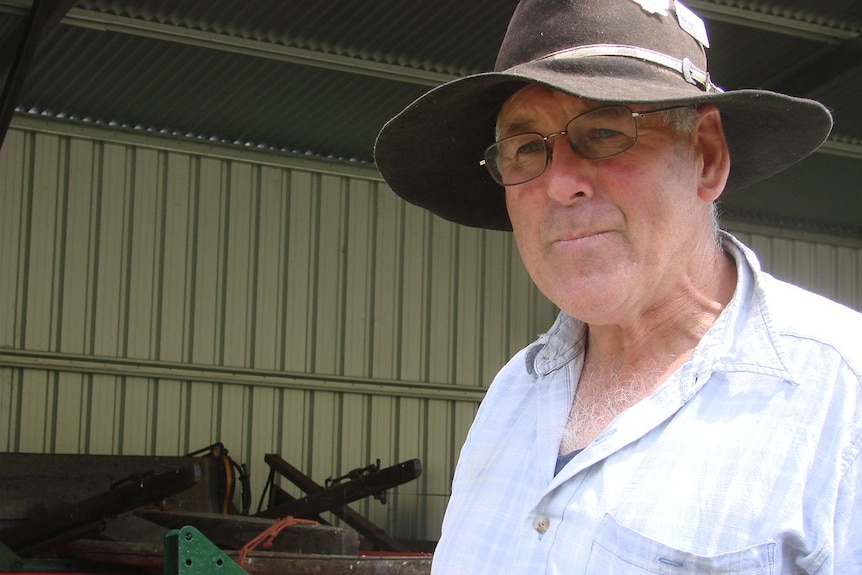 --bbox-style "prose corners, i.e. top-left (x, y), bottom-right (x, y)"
top-left (555, 449), bottom-right (583, 475)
